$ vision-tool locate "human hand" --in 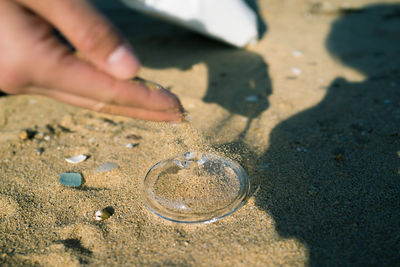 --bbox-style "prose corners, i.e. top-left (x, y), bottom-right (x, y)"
top-left (0, 0), bottom-right (183, 122)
